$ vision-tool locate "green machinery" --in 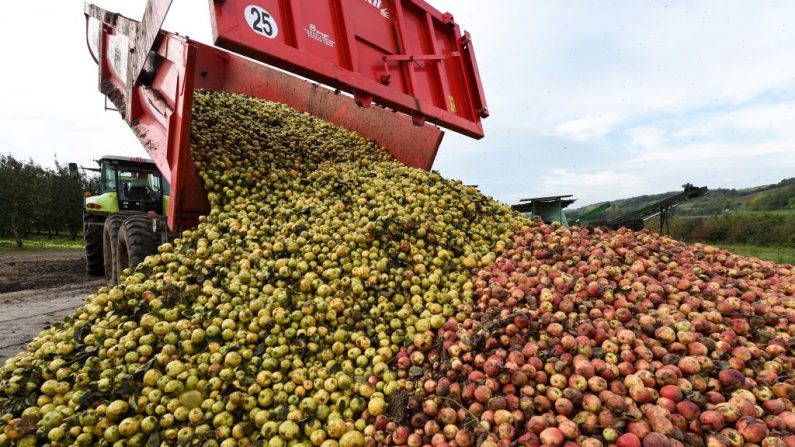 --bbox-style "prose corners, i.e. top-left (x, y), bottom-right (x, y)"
top-left (606, 184), bottom-right (707, 232)
top-left (571, 202), bottom-right (611, 227)
top-left (511, 195), bottom-right (577, 226)
top-left (81, 156), bottom-right (171, 284)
